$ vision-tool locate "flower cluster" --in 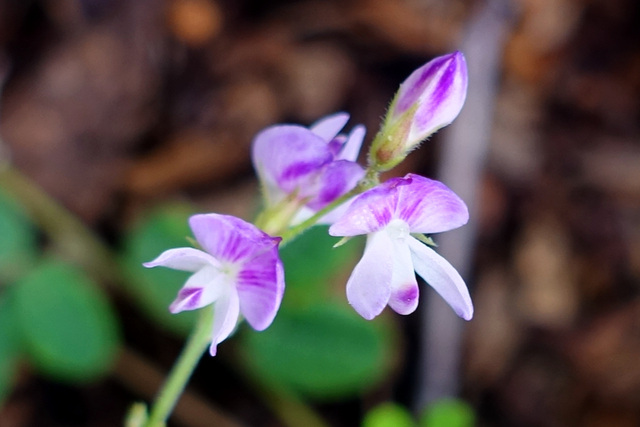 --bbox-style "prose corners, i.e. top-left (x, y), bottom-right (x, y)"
top-left (144, 51), bottom-right (472, 355)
